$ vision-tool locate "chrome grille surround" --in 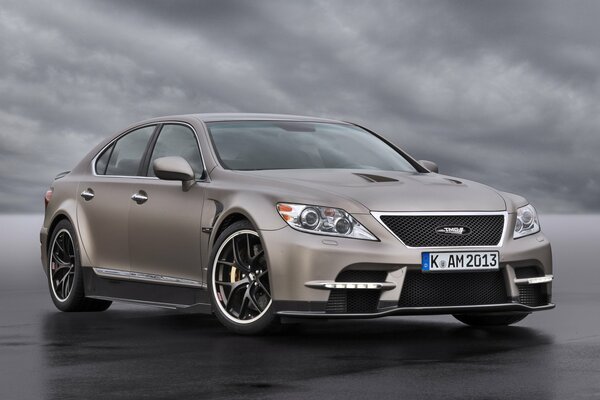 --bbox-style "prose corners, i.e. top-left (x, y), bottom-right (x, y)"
top-left (371, 211), bottom-right (508, 248)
